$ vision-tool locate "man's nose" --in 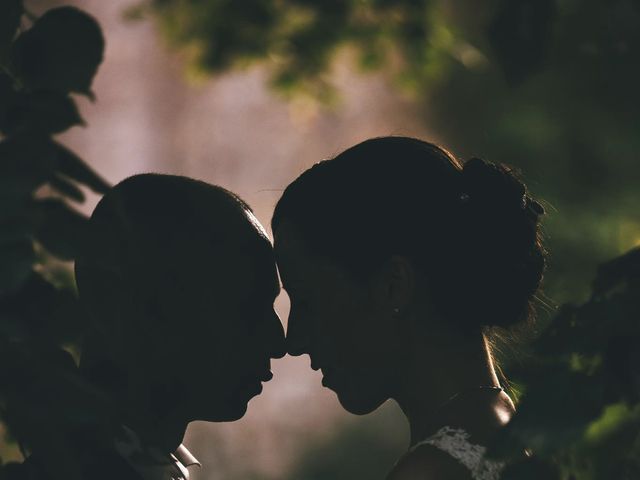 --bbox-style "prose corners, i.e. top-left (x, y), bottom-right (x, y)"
top-left (267, 309), bottom-right (286, 359)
